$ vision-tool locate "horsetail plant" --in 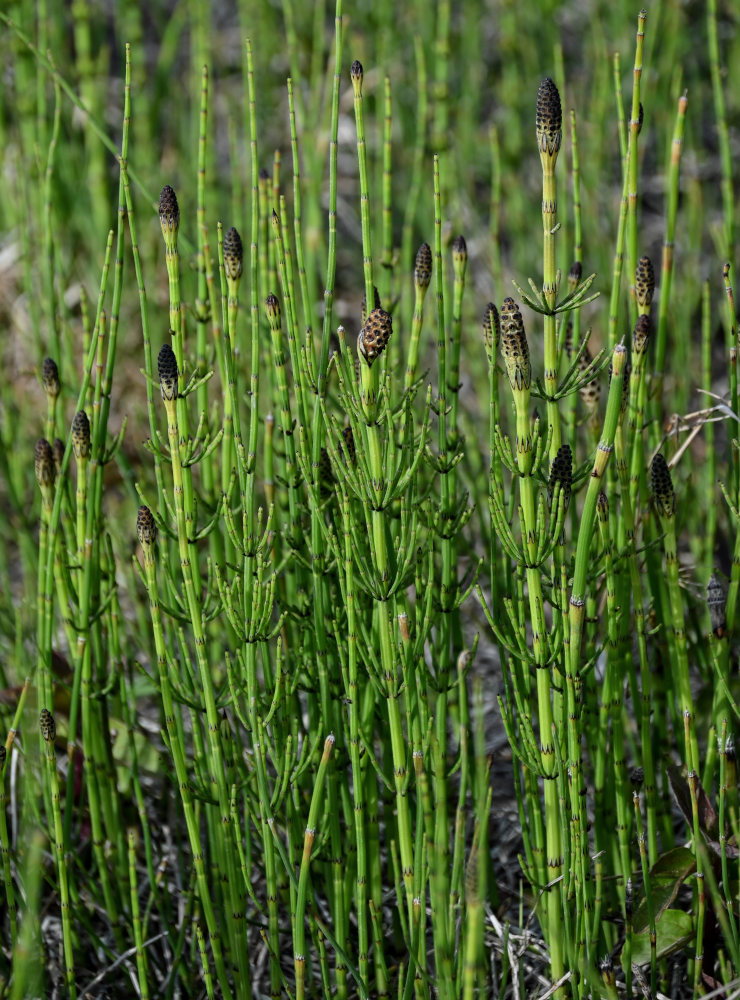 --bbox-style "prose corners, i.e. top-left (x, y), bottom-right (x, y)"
top-left (40, 709), bottom-right (76, 1000)
top-left (221, 224), bottom-right (244, 490)
top-left (494, 296), bottom-right (567, 985)
top-left (629, 311), bottom-right (651, 511)
top-left (155, 340), bottom-right (251, 994)
top-left (158, 184), bottom-right (181, 333)
top-left (612, 345), bottom-right (658, 864)
top-left (626, 10), bottom-right (648, 322)
top-left (406, 241), bottom-right (432, 390)
top-left (594, 489), bottom-right (633, 946)
top-left (536, 77), bottom-right (563, 462)
top-left (136, 504), bottom-right (236, 999)
top-left (6, 2), bottom-right (740, 997)
top-left (41, 357), bottom-right (60, 442)
top-left (651, 452), bottom-right (698, 767)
